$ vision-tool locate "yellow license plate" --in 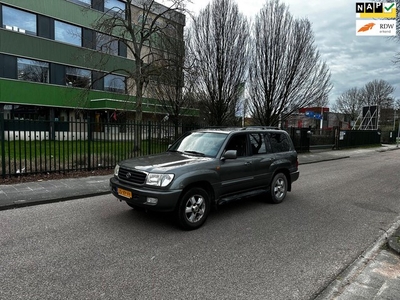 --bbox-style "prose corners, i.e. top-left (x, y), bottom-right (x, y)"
top-left (118, 188), bottom-right (132, 199)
